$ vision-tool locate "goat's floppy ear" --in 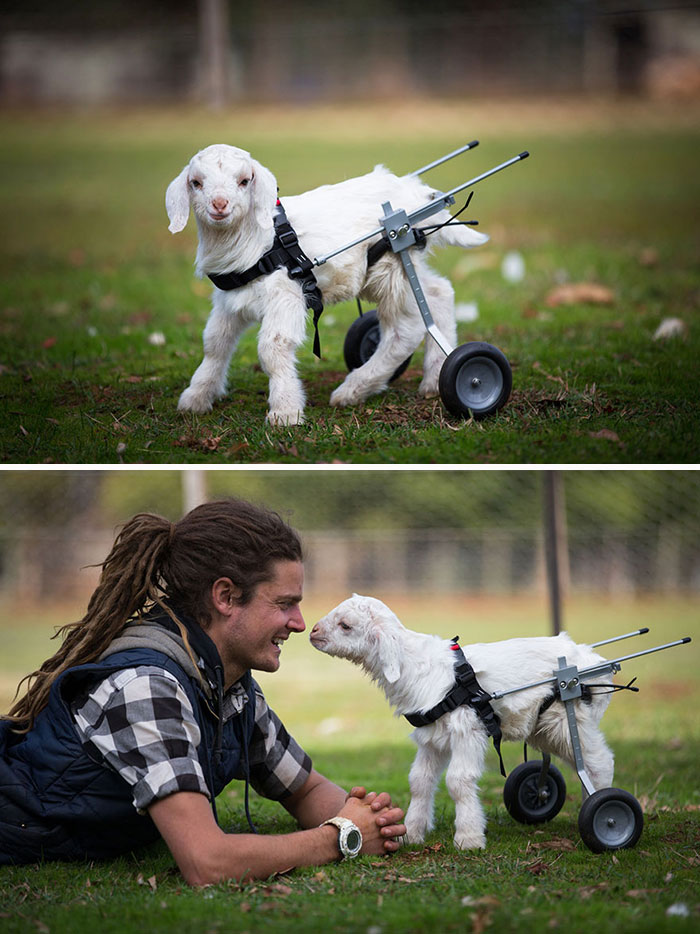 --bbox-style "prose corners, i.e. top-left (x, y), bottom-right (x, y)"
top-left (251, 160), bottom-right (278, 231)
top-left (376, 626), bottom-right (402, 684)
top-left (166, 166), bottom-right (191, 233)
